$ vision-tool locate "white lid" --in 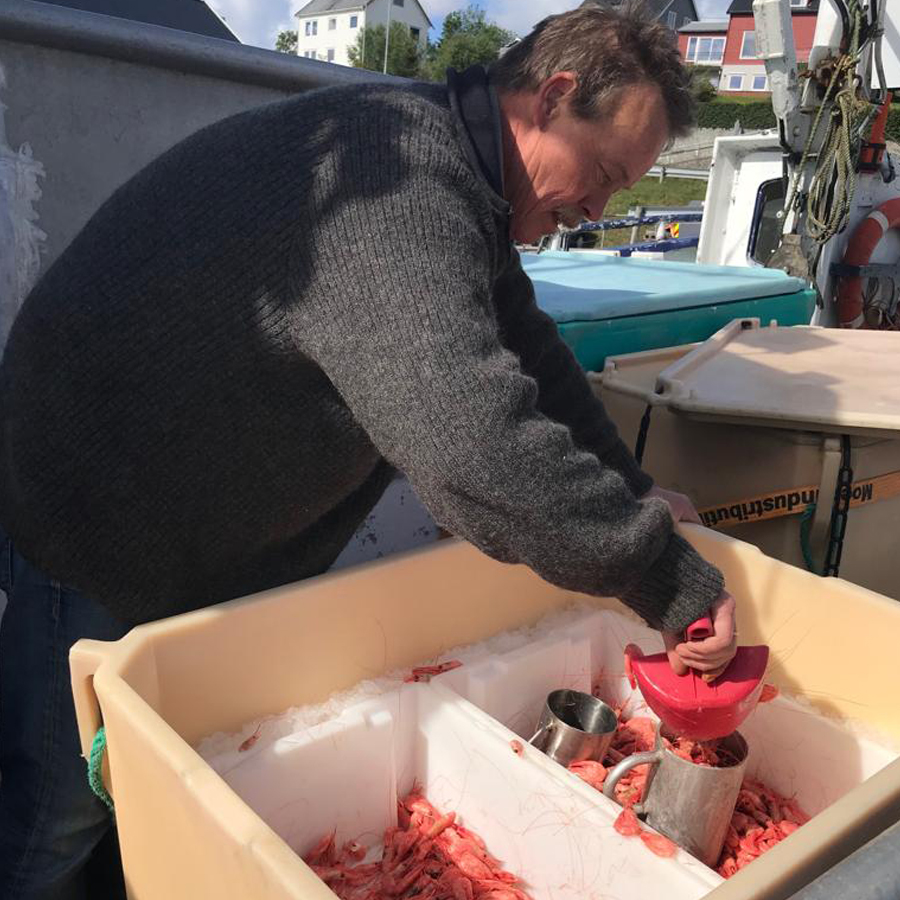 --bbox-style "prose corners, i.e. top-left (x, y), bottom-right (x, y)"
top-left (654, 319), bottom-right (900, 437)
